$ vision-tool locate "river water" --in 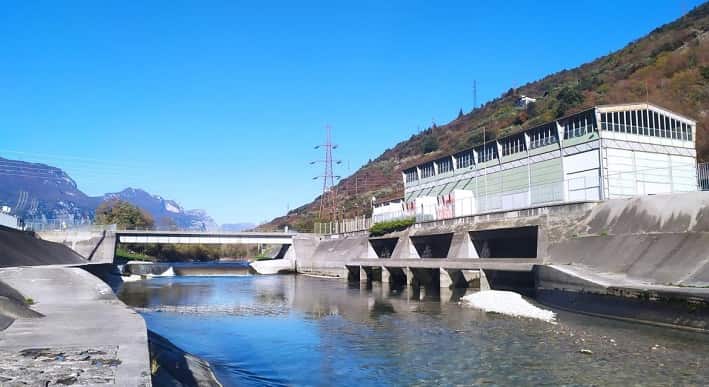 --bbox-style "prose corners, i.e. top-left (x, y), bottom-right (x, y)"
top-left (118, 274), bottom-right (708, 386)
